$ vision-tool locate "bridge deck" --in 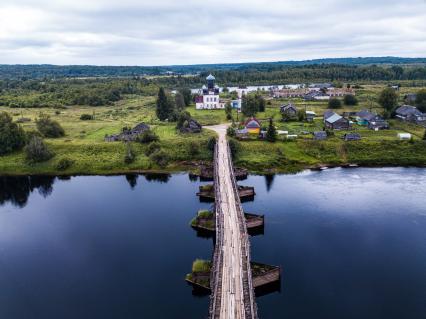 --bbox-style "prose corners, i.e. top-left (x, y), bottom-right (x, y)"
top-left (209, 126), bottom-right (257, 319)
